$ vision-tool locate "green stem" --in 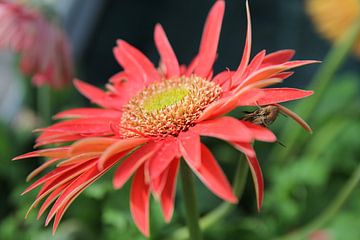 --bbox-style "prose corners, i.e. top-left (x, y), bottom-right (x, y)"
top-left (270, 18), bottom-right (360, 164)
top-left (172, 154), bottom-right (249, 240)
top-left (276, 162), bottom-right (360, 240)
top-left (37, 85), bottom-right (51, 125)
top-left (180, 162), bottom-right (202, 240)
